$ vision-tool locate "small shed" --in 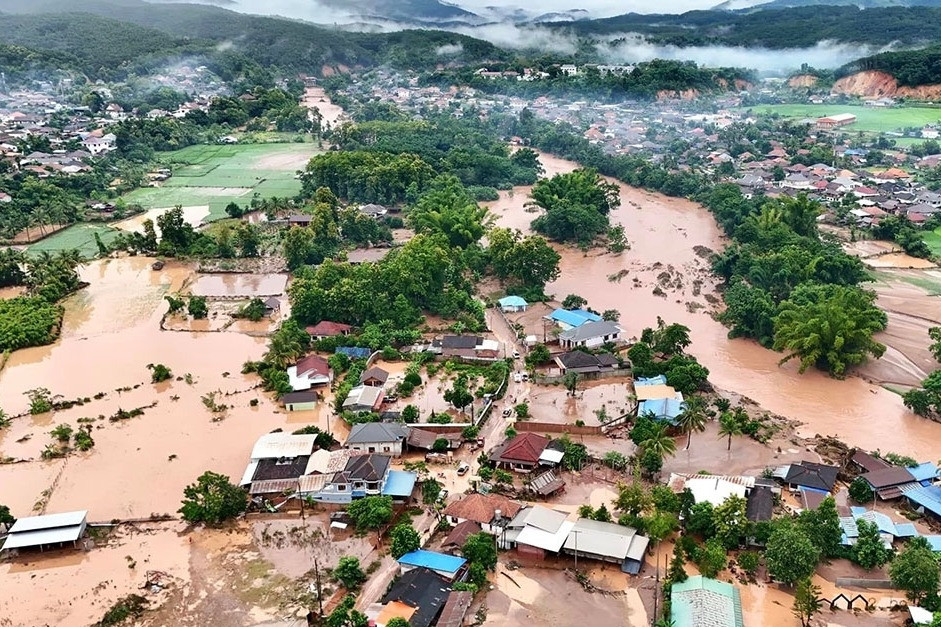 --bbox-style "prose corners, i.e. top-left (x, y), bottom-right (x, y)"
top-left (1, 510), bottom-right (88, 553)
top-left (280, 390), bottom-right (318, 411)
top-left (359, 366), bottom-right (389, 387)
